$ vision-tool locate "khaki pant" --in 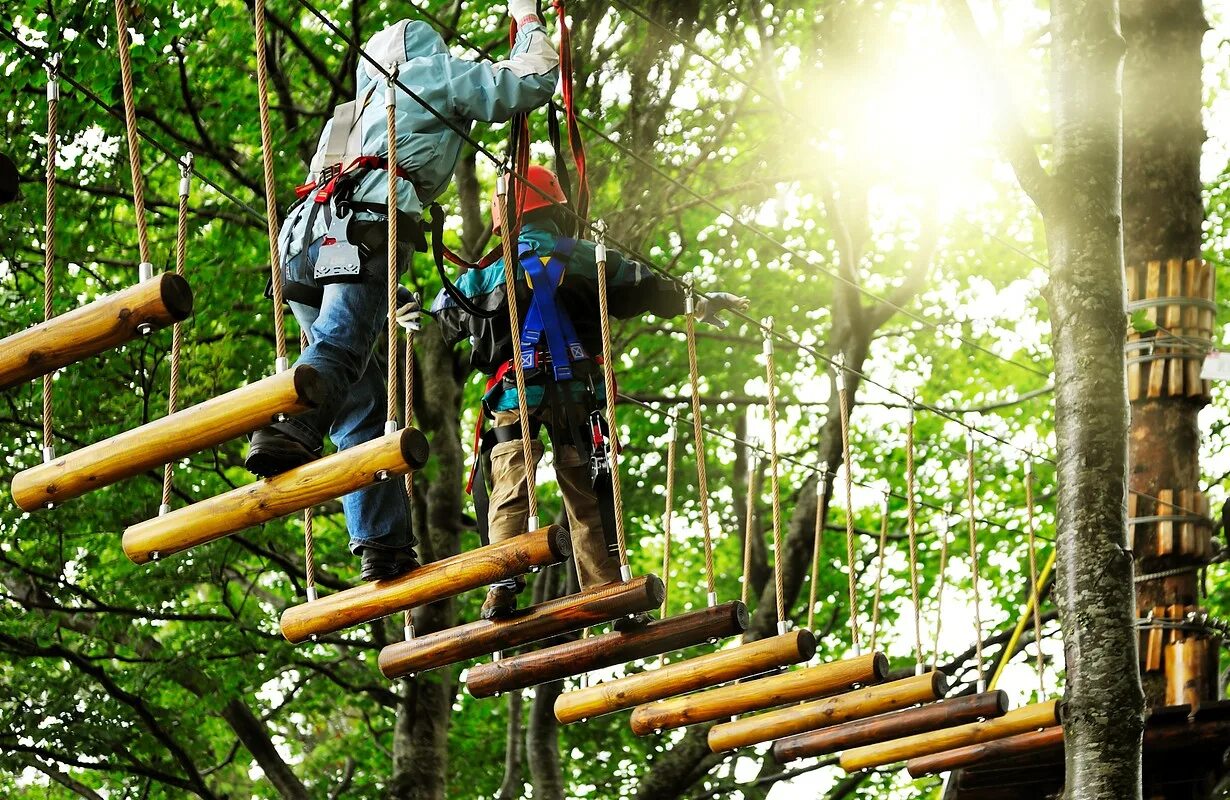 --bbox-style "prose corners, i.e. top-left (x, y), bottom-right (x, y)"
top-left (488, 405), bottom-right (622, 591)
